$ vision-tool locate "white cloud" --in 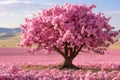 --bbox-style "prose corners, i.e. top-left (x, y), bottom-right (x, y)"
top-left (0, 7), bottom-right (3, 10)
top-left (0, 12), bottom-right (7, 16)
top-left (0, 11), bottom-right (20, 17)
top-left (9, 13), bottom-right (21, 17)
top-left (0, 23), bottom-right (6, 27)
top-left (0, 0), bottom-right (53, 5)
top-left (0, 0), bottom-right (54, 14)
top-left (40, 3), bottom-right (54, 6)
top-left (0, 0), bottom-right (19, 5)
top-left (103, 10), bottom-right (120, 14)
top-left (0, 21), bottom-right (9, 27)
top-left (24, 10), bottom-right (41, 18)
top-left (23, 10), bottom-right (37, 14)
top-left (23, 1), bottom-right (34, 4)
top-left (0, 0), bottom-right (36, 5)
top-left (25, 13), bottom-right (33, 18)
